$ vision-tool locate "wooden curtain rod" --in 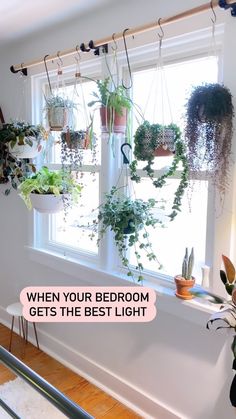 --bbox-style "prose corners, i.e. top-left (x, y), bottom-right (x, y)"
top-left (10, 0), bottom-right (236, 74)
